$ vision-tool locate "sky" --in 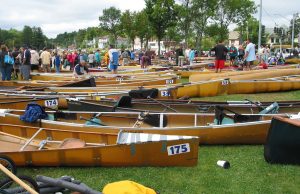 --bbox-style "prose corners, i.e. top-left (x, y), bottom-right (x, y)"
top-left (0, 0), bottom-right (298, 38)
